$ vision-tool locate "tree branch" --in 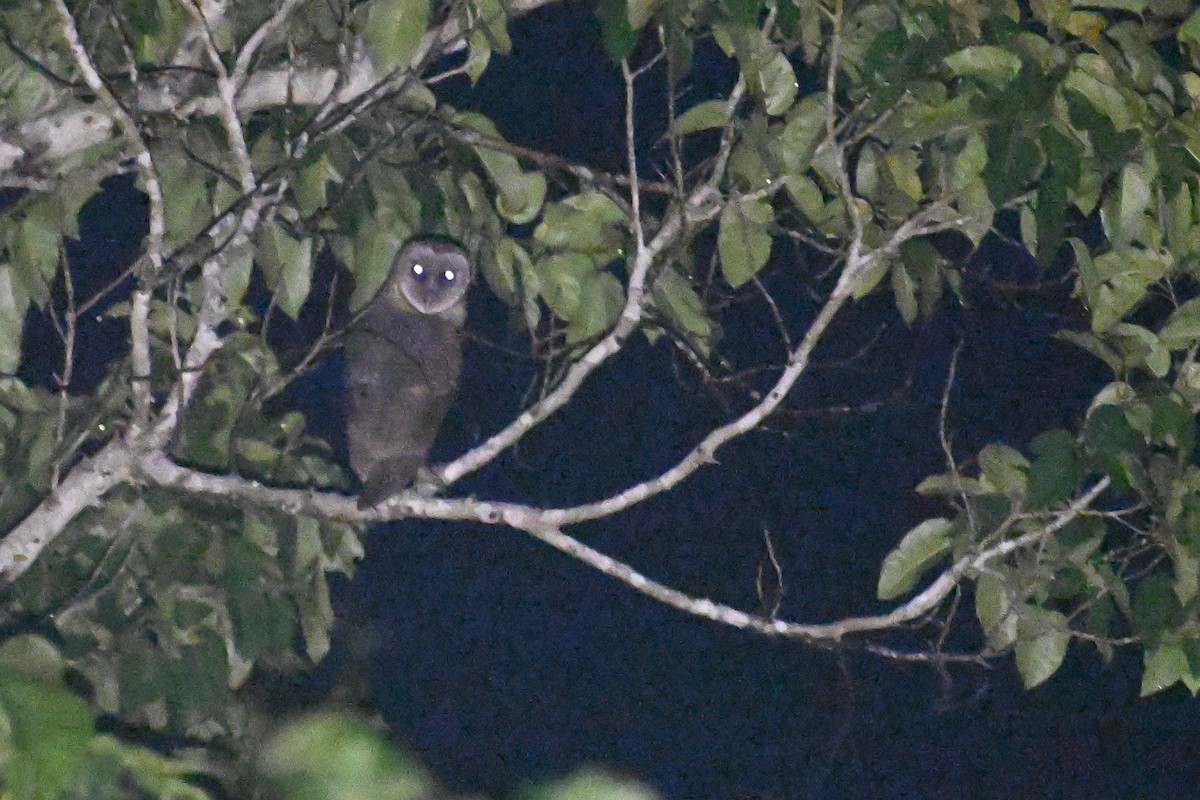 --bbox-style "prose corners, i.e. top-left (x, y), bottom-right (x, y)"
top-left (135, 454), bottom-right (1111, 645)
